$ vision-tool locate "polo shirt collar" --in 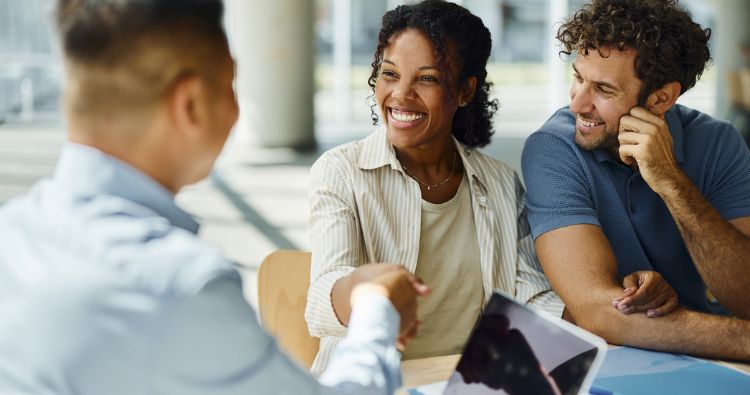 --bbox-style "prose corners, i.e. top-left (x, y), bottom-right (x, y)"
top-left (54, 143), bottom-right (200, 233)
top-left (593, 106), bottom-right (685, 164)
top-left (357, 125), bottom-right (489, 191)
